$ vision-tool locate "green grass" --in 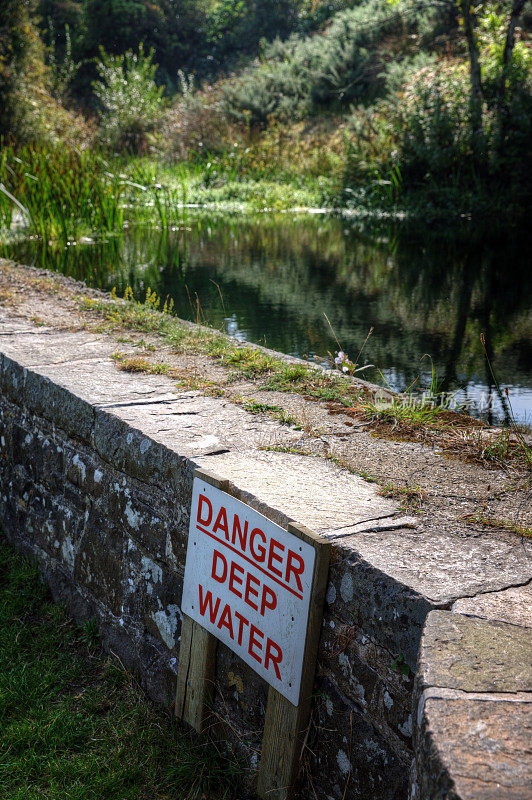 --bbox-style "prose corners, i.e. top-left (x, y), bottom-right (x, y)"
top-left (378, 483), bottom-right (427, 510)
top-left (457, 512), bottom-right (532, 538)
top-left (0, 539), bottom-right (242, 800)
top-left (80, 290), bottom-right (363, 410)
top-left (361, 397), bottom-right (448, 429)
top-left (239, 398), bottom-right (302, 429)
top-left (0, 144), bottom-right (325, 248)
